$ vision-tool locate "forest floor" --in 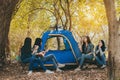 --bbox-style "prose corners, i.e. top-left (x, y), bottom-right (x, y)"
top-left (0, 62), bottom-right (108, 80)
